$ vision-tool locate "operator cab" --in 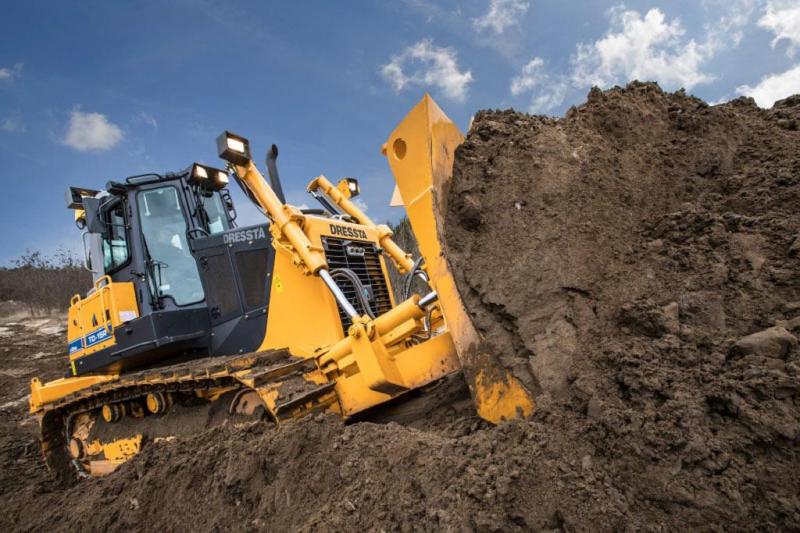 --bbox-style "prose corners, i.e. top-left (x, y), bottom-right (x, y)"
top-left (66, 163), bottom-right (267, 375)
top-left (86, 168), bottom-right (234, 298)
